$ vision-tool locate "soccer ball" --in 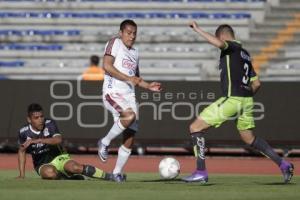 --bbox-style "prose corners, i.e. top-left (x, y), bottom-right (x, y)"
top-left (158, 157), bottom-right (180, 179)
